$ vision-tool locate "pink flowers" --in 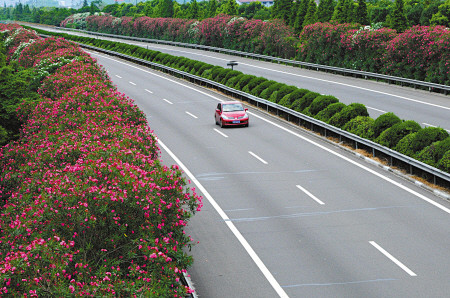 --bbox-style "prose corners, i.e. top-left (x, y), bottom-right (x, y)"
top-left (0, 25), bottom-right (202, 296)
